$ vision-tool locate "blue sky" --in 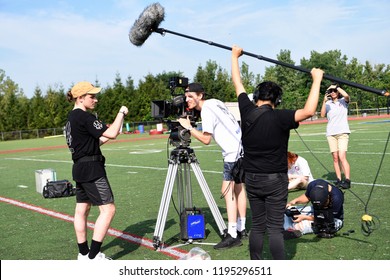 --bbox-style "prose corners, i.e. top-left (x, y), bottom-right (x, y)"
top-left (1, 0), bottom-right (389, 98)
